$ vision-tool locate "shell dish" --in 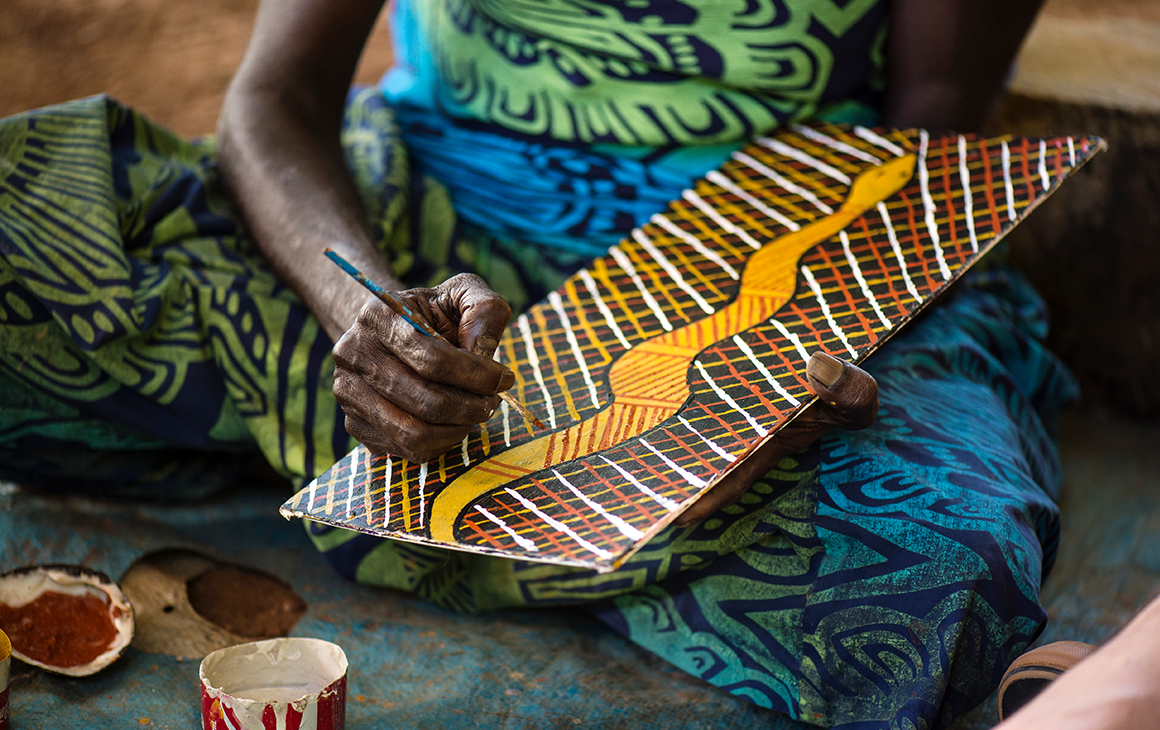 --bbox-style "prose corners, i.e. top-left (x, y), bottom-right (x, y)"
top-left (0, 565), bottom-right (134, 676)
